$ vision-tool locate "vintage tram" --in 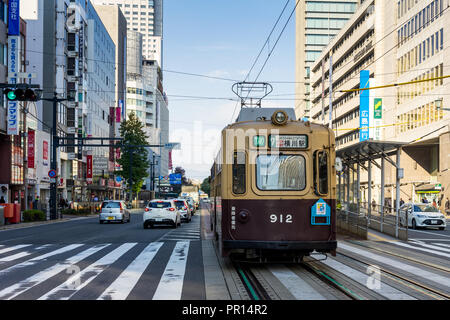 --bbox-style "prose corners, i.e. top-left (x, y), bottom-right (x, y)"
top-left (210, 108), bottom-right (337, 261)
